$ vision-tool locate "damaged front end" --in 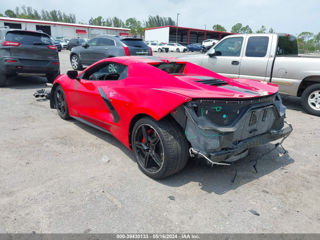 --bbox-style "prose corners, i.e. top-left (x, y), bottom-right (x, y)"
top-left (171, 93), bottom-right (293, 165)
